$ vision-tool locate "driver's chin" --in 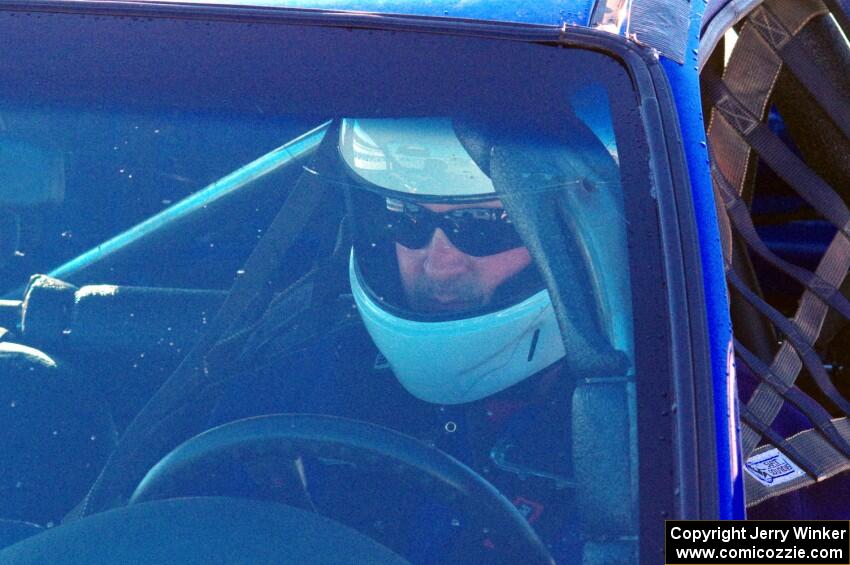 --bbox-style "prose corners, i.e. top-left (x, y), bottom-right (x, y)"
top-left (405, 287), bottom-right (488, 314)
top-left (403, 276), bottom-right (490, 314)
top-left (411, 297), bottom-right (482, 314)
